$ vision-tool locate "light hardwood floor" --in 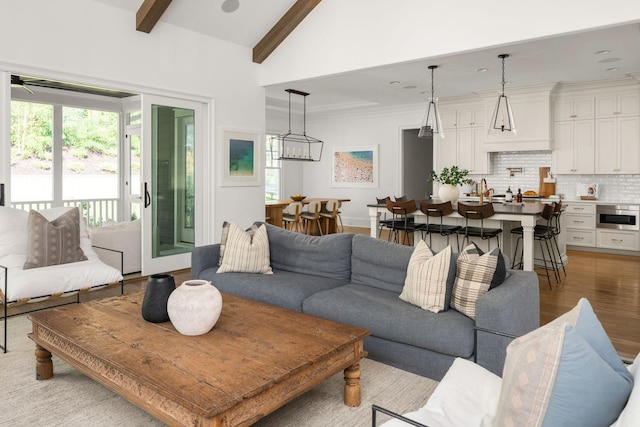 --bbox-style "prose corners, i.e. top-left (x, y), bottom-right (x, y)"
top-left (10, 227), bottom-right (640, 359)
